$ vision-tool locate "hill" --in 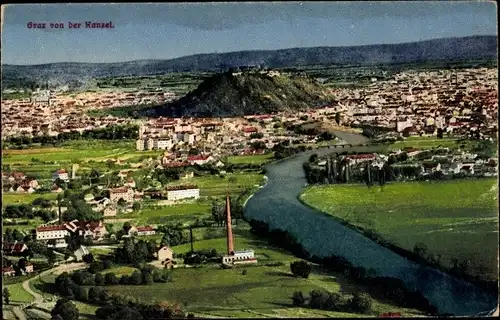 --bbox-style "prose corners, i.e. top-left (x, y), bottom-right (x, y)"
top-left (2, 35), bottom-right (497, 88)
top-left (148, 71), bottom-right (333, 117)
